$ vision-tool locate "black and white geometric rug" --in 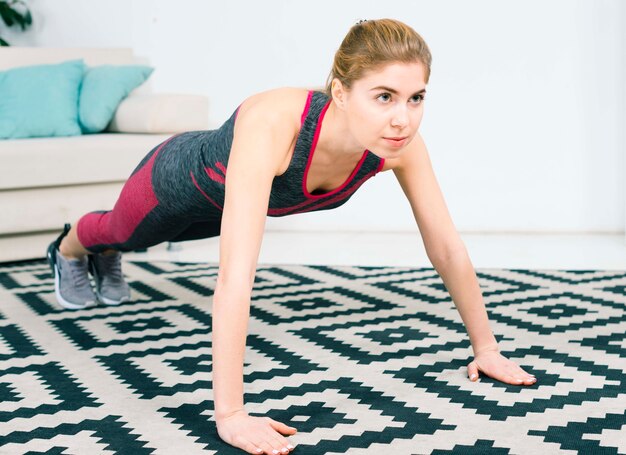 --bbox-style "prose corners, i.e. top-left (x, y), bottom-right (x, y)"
top-left (0, 260), bottom-right (624, 454)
